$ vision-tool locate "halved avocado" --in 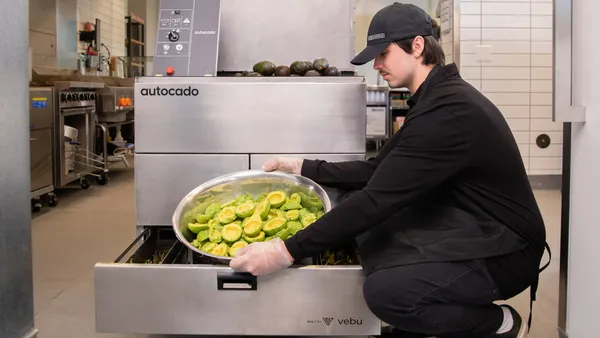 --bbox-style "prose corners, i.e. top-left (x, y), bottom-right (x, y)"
top-left (263, 217), bottom-right (287, 236)
top-left (243, 231), bottom-right (266, 243)
top-left (217, 206), bottom-right (237, 224)
top-left (222, 223), bottom-right (243, 243)
top-left (287, 221), bottom-right (303, 236)
top-left (301, 213), bottom-right (317, 227)
top-left (253, 199), bottom-right (271, 220)
top-left (200, 242), bottom-right (217, 253)
top-left (211, 243), bottom-right (230, 257)
top-left (285, 209), bottom-right (300, 221)
top-left (290, 193), bottom-right (302, 204)
top-left (195, 214), bottom-right (212, 224)
top-left (267, 191), bottom-right (286, 208)
top-left (188, 222), bottom-right (209, 234)
top-left (196, 229), bottom-right (209, 242)
top-left (204, 203), bottom-right (221, 217)
top-left (273, 227), bottom-right (291, 241)
top-left (243, 216), bottom-right (263, 237)
top-left (229, 240), bottom-right (249, 257)
top-left (208, 227), bottom-right (223, 243)
top-left (235, 201), bottom-right (256, 218)
top-left (280, 201), bottom-right (302, 211)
